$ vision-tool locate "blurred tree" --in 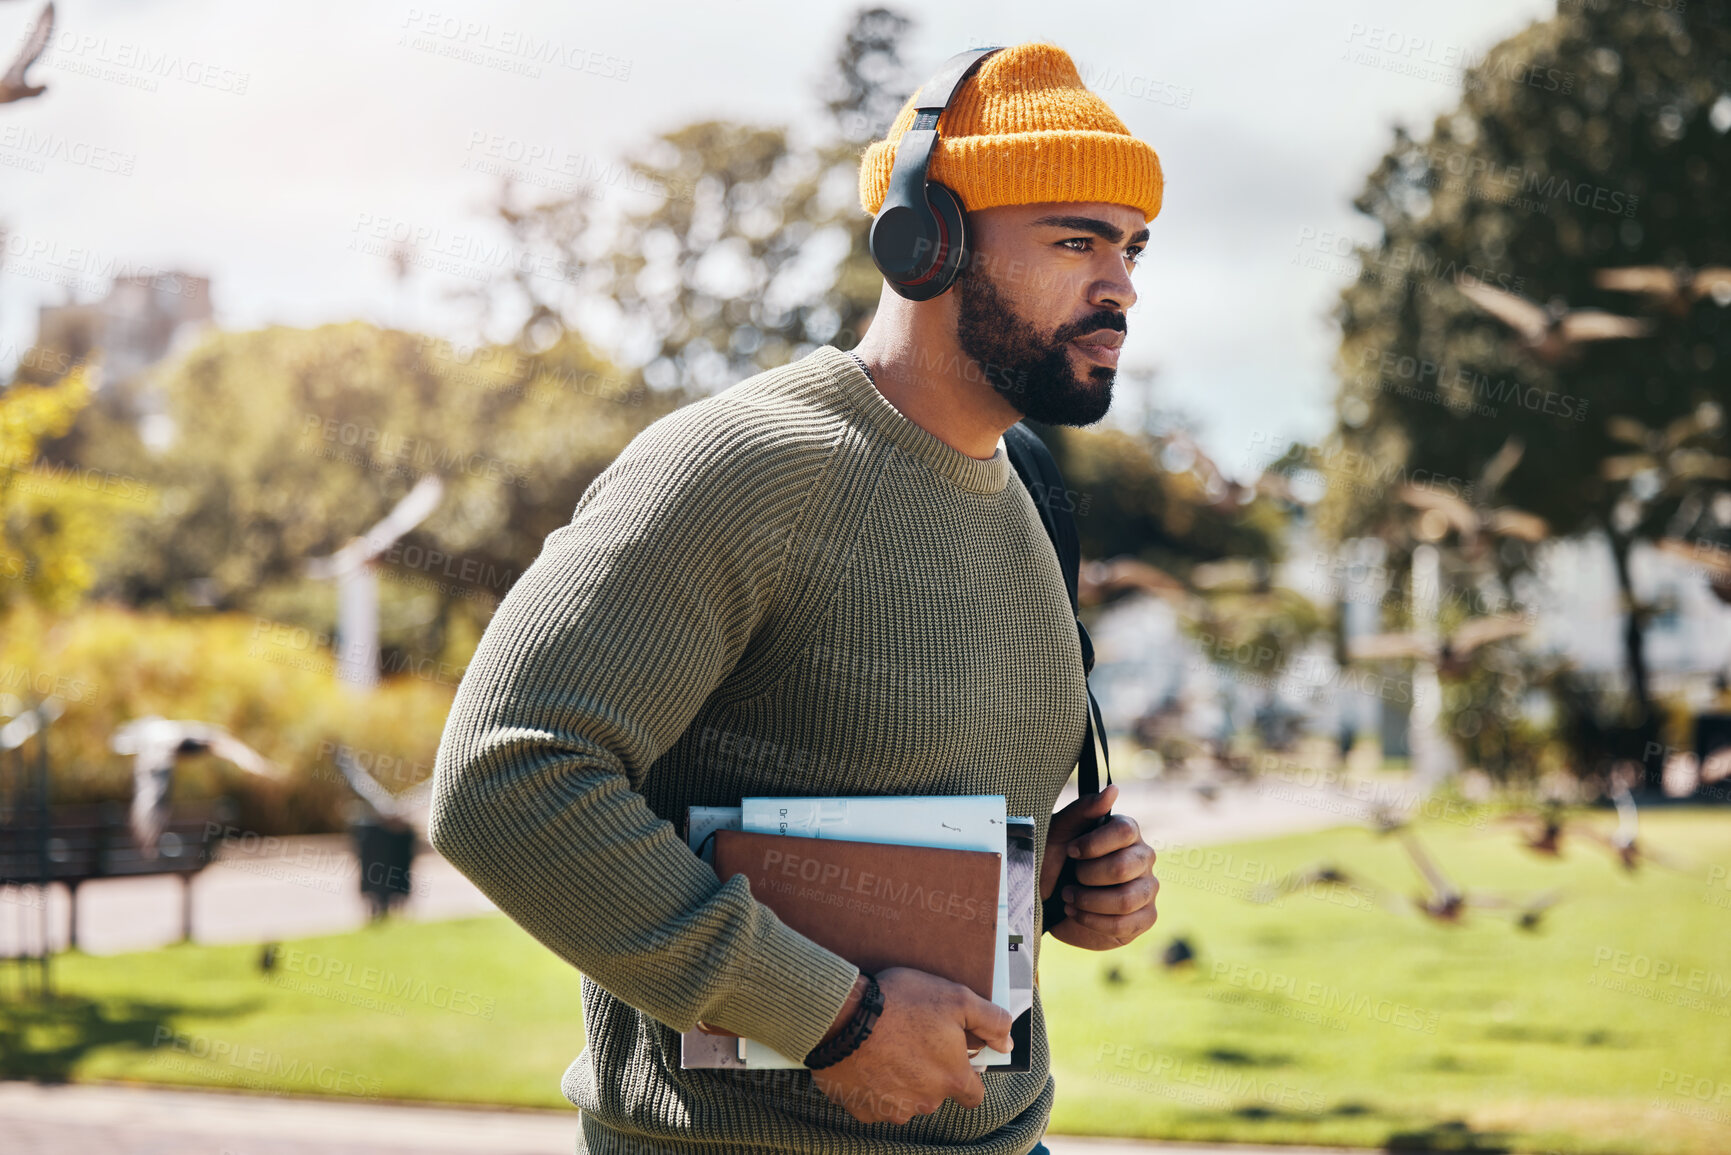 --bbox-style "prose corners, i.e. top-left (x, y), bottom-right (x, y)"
top-left (1056, 420), bottom-right (1314, 707)
top-left (71, 322), bottom-right (668, 665)
top-left (487, 7), bottom-right (913, 392)
top-left (0, 600), bottom-right (460, 834)
top-left (1321, 1), bottom-right (1731, 786)
top-left (0, 368), bottom-right (123, 611)
top-left (1042, 420), bottom-right (1287, 570)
